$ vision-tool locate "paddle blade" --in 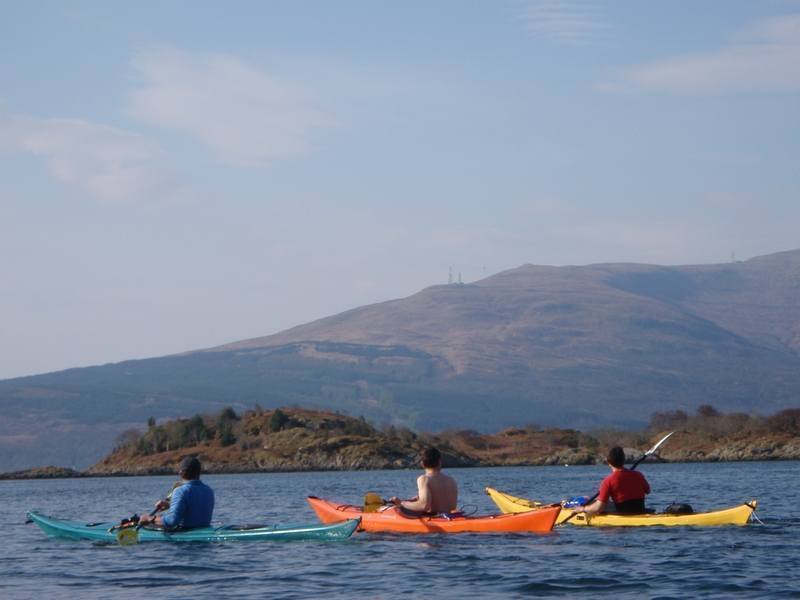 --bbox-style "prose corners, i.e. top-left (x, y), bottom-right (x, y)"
top-left (116, 527), bottom-right (139, 545)
top-left (363, 491), bottom-right (384, 513)
top-left (645, 431), bottom-right (675, 456)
